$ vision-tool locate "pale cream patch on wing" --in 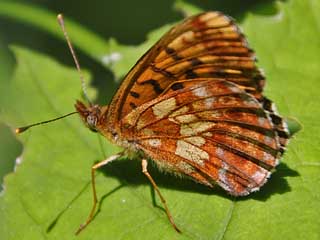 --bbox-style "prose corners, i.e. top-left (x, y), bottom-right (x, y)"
top-left (137, 118), bottom-right (146, 130)
top-left (192, 101), bottom-right (203, 110)
top-left (152, 97), bottom-right (177, 119)
top-left (199, 12), bottom-right (220, 22)
top-left (175, 114), bottom-right (198, 124)
top-left (170, 105), bottom-right (189, 117)
top-left (203, 132), bottom-right (213, 137)
top-left (142, 128), bottom-right (154, 136)
top-left (258, 117), bottom-right (267, 127)
top-left (218, 162), bottom-right (232, 192)
top-left (192, 86), bottom-right (211, 98)
top-left (175, 140), bottom-right (208, 166)
top-left (216, 147), bottom-right (225, 159)
top-left (205, 97), bottom-right (215, 108)
top-left (185, 136), bottom-right (206, 147)
top-left (123, 110), bottom-right (140, 127)
top-left (263, 135), bottom-right (273, 145)
top-left (147, 139), bottom-right (162, 147)
top-left (225, 69), bottom-right (242, 75)
top-left (207, 15), bottom-right (231, 28)
top-left (192, 98), bottom-right (216, 111)
top-left (262, 151), bottom-right (273, 163)
top-left (180, 121), bottom-right (215, 136)
top-left (250, 171), bottom-right (270, 192)
top-left (169, 106), bottom-right (191, 123)
top-left (197, 110), bottom-right (222, 119)
top-left (169, 31), bottom-right (195, 49)
top-left (251, 169), bottom-right (268, 184)
top-left (177, 161), bottom-right (195, 174)
top-left (227, 83), bottom-right (242, 93)
top-left (244, 98), bottom-right (259, 107)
